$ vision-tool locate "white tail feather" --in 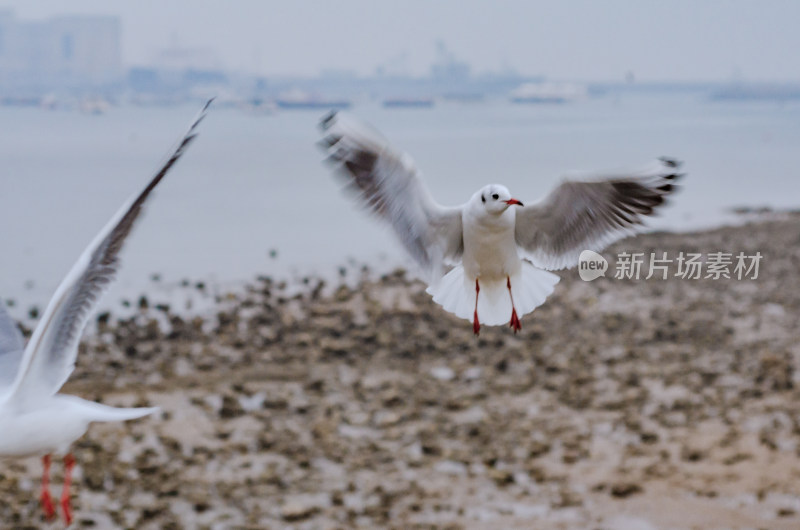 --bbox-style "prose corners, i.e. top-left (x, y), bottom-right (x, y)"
top-left (59, 395), bottom-right (159, 423)
top-left (427, 262), bottom-right (559, 326)
top-left (89, 405), bottom-right (159, 423)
